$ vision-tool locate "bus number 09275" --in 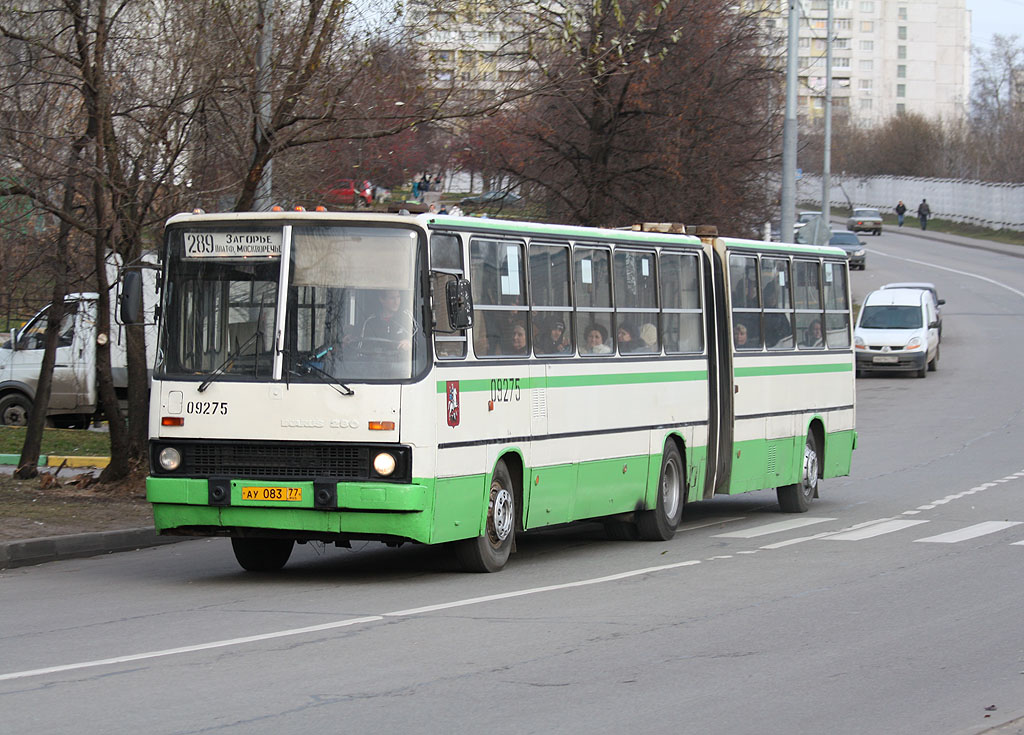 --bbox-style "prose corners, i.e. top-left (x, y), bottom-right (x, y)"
top-left (490, 378), bottom-right (521, 402)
